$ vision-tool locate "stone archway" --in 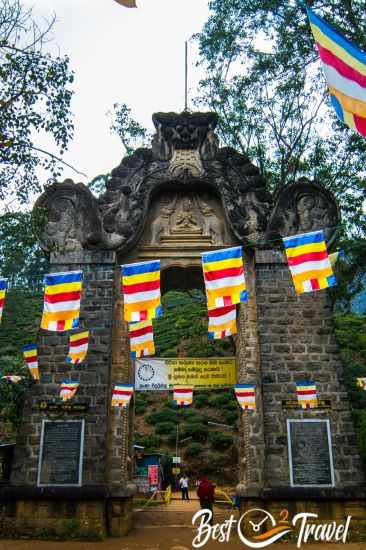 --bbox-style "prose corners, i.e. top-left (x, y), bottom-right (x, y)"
top-left (4, 111), bottom-right (365, 538)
